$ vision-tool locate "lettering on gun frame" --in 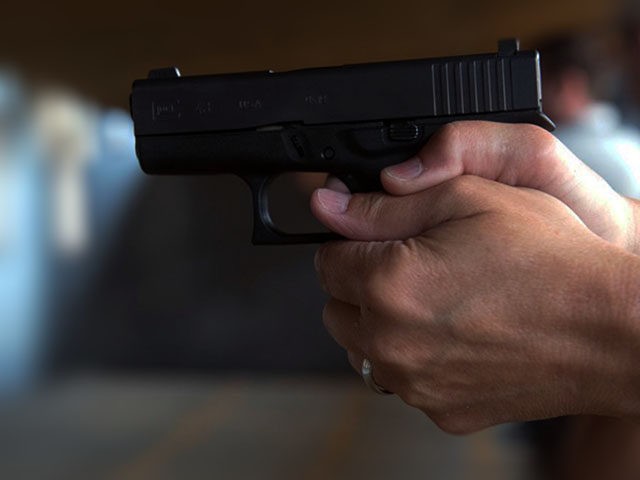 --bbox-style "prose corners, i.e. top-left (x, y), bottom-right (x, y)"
top-left (239, 99), bottom-right (263, 111)
top-left (305, 94), bottom-right (329, 106)
top-left (151, 100), bottom-right (182, 121)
